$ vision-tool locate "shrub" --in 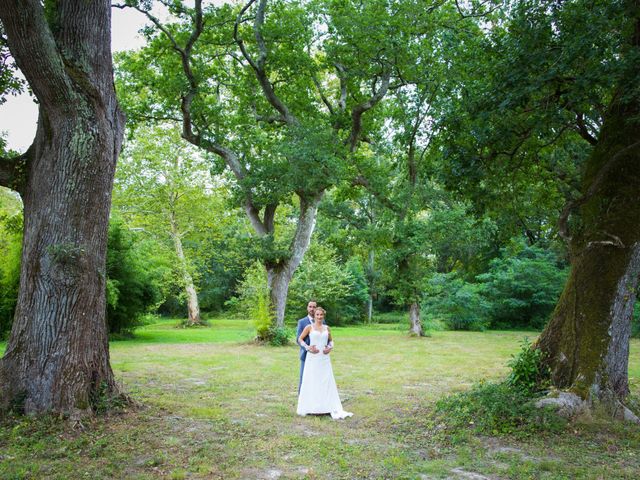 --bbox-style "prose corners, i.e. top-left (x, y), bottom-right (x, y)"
top-left (252, 282), bottom-right (272, 341)
top-left (477, 241), bottom-right (568, 329)
top-left (433, 380), bottom-right (566, 439)
top-left (423, 273), bottom-right (491, 331)
top-left (230, 243), bottom-right (369, 330)
top-left (228, 261), bottom-right (287, 344)
top-left (266, 326), bottom-right (295, 346)
top-left (433, 336), bottom-right (563, 439)
top-left (106, 219), bottom-right (173, 334)
top-left (507, 337), bottom-right (550, 394)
